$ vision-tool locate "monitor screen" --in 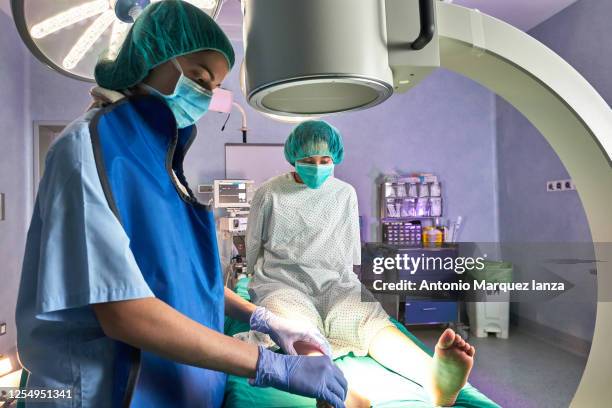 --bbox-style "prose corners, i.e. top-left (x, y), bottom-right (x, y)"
top-left (214, 180), bottom-right (254, 208)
